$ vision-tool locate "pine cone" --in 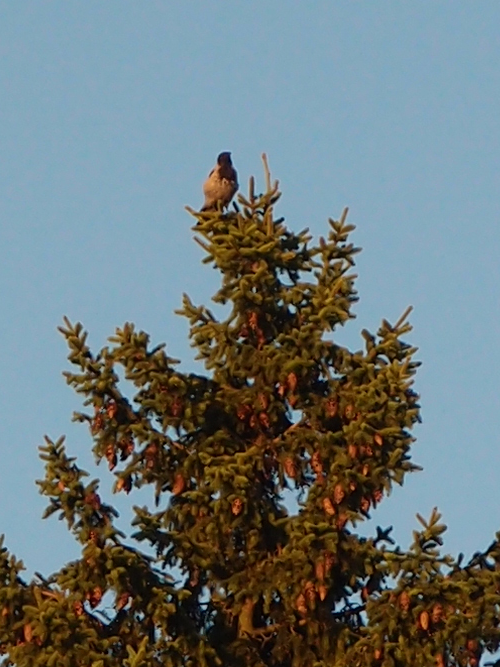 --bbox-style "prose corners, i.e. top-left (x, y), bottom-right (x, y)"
top-left (171, 397), bottom-right (183, 418)
top-left (304, 581), bottom-right (316, 604)
top-left (105, 443), bottom-right (117, 471)
top-left (315, 560), bottom-right (325, 581)
top-left (287, 372), bottom-right (298, 393)
top-left (189, 567), bottom-right (200, 587)
top-left (85, 492), bottom-right (101, 510)
top-left (236, 405), bottom-right (252, 422)
top-left (295, 593), bottom-right (307, 615)
top-left (324, 551), bottom-right (335, 574)
top-left (248, 311), bottom-right (259, 331)
top-left (258, 412), bottom-right (270, 429)
top-left (106, 401), bottom-right (118, 419)
top-left (399, 590), bottom-right (410, 612)
top-left (347, 443), bottom-right (358, 458)
top-left (326, 397), bottom-right (338, 417)
top-left (116, 476), bottom-right (132, 494)
top-left (322, 497), bottom-right (335, 516)
top-left (419, 610), bottom-right (430, 631)
top-left (344, 404), bottom-right (355, 420)
top-left (467, 640), bottom-right (478, 652)
top-left (333, 483), bottom-right (345, 505)
top-left (118, 437), bottom-right (134, 459)
top-left (468, 642), bottom-right (481, 667)
top-left (360, 497), bottom-right (371, 514)
top-left (116, 592), bottom-right (130, 611)
top-left (311, 451), bottom-right (323, 474)
top-left (23, 624), bottom-right (32, 643)
top-left (73, 601), bottom-right (84, 616)
top-left (144, 443), bottom-right (159, 469)
top-left (91, 413), bottom-right (104, 435)
top-left (172, 474), bottom-right (186, 495)
top-left (258, 393), bottom-right (269, 410)
top-left (284, 457), bottom-right (297, 478)
top-left (89, 586), bottom-right (103, 608)
top-left (431, 603), bottom-right (443, 624)
top-left (231, 498), bottom-right (243, 516)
